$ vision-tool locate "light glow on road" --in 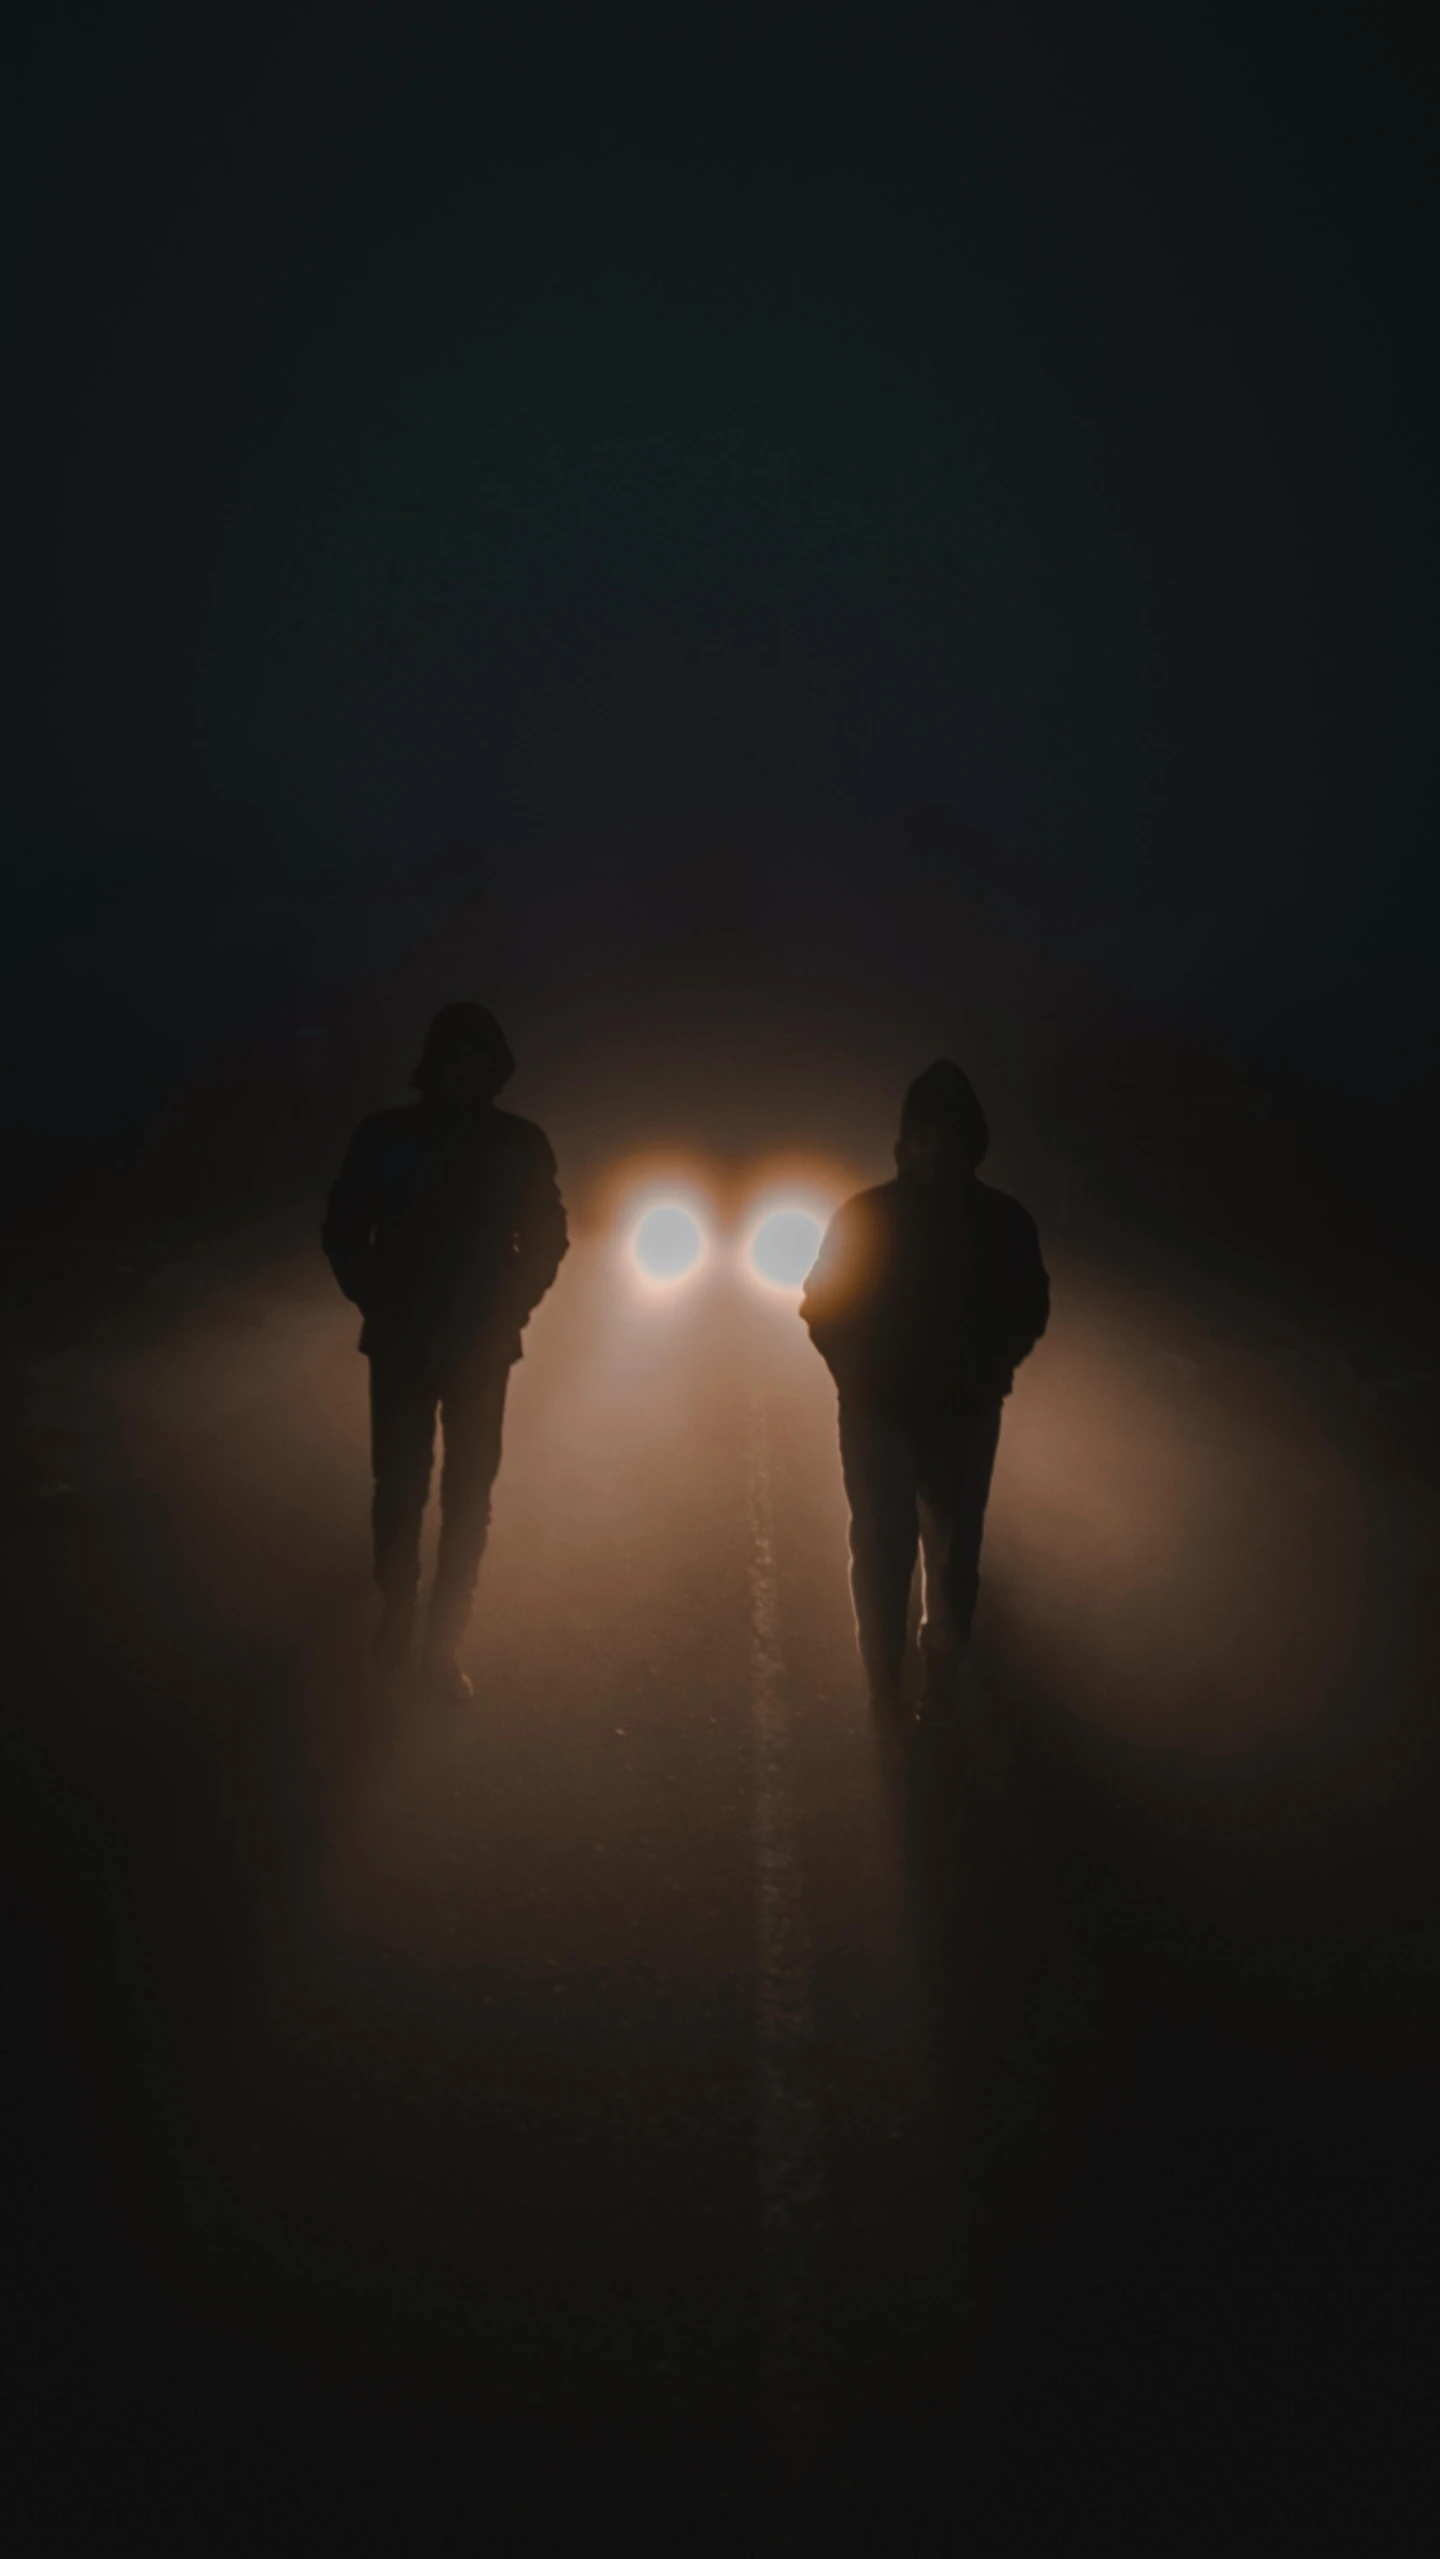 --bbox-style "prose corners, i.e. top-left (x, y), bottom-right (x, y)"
top-left (630, 1201), bottom-right (707, 1286)
top-left (745, 1206), bottom-right (825, 1294)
